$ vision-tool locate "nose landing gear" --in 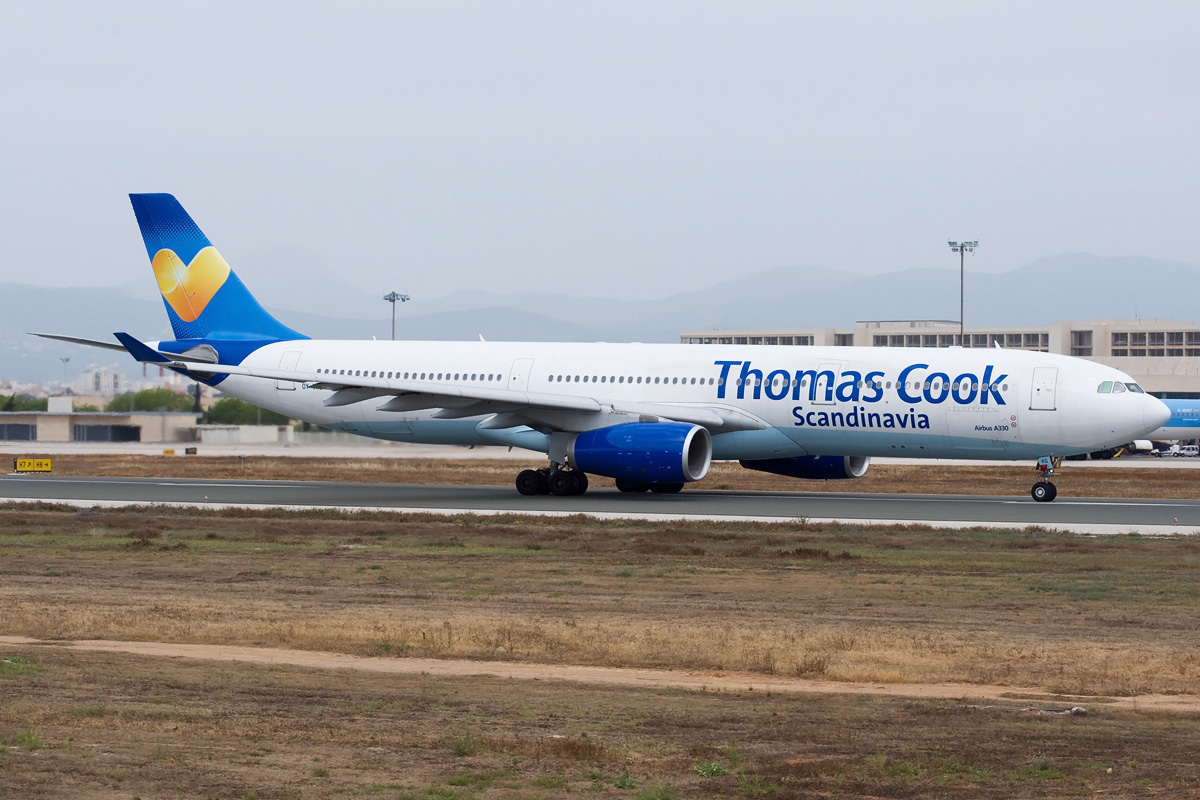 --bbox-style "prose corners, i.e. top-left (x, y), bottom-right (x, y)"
top-left (1031, 456), bottom-right (1059, 502)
